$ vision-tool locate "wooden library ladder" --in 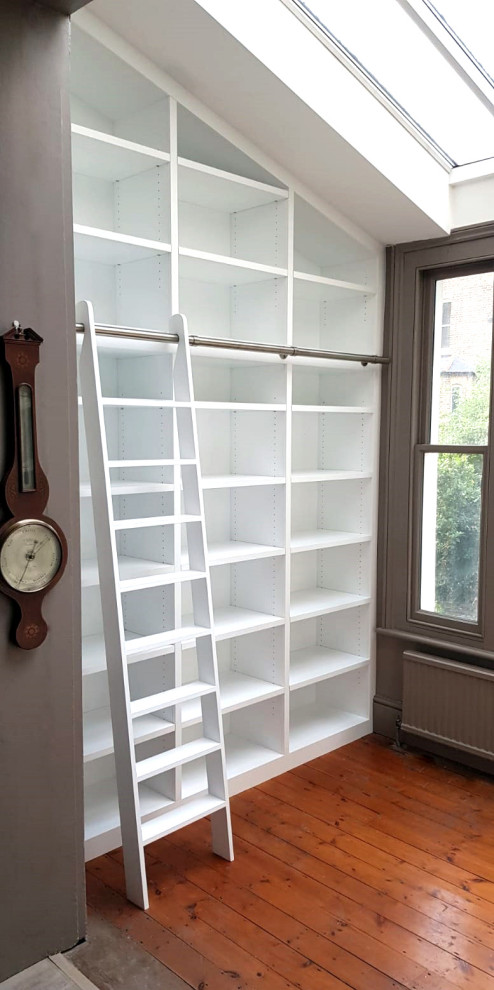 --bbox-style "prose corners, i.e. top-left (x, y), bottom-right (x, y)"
top-left (78, 302), bottom-right (233, 909)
